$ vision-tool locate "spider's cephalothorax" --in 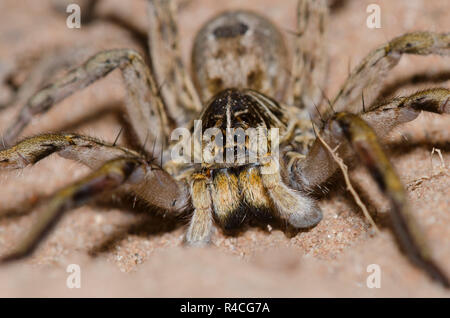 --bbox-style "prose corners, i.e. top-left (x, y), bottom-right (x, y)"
top-left (0, 0), bottom-right (449, 287)
top-left (186, 87), bottom-right (321, 237)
